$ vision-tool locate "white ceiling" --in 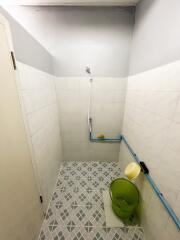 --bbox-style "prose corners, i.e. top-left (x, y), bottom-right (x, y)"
top-left (0, 0), bottom-right (140, 6)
